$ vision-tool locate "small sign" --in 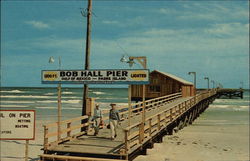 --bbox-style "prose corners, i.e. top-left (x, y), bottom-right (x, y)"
top-left (0, 110), bottom-right (35, 140)
top-left (41, 69), bottom-right (150, 84)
